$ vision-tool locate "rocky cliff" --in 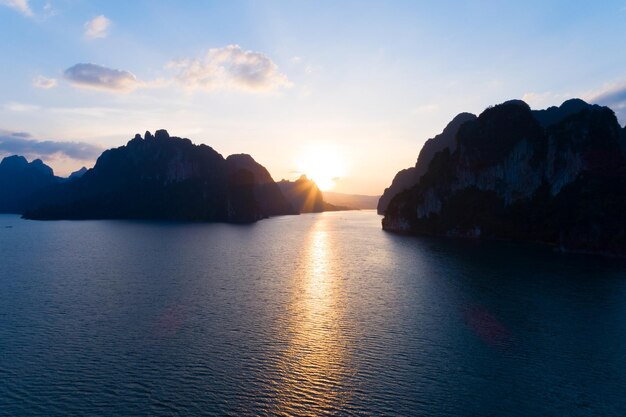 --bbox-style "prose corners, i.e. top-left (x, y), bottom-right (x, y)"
top-left (23, 130), bottom-right (295, 222)
top-left (377, 112), bottom-right (477, 214)
top-left (382, 99), bottom-right (626, 256)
